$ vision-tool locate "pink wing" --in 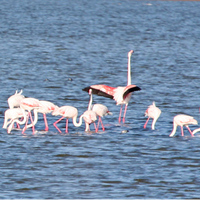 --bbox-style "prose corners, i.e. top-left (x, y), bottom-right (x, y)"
top-left (83, 85), bottom-right (115, 99)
